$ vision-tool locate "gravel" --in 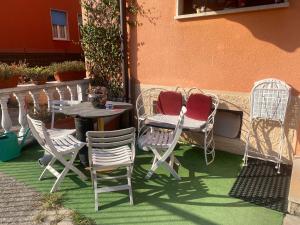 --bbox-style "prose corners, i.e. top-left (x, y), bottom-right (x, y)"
top-left (0, 172), bottom-right (41, 225)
